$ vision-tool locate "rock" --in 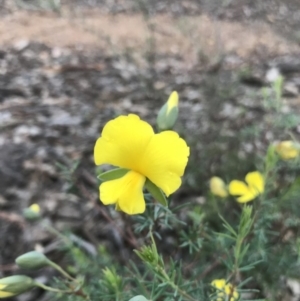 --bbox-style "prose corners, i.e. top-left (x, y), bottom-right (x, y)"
top-left (13, 40), bottom-right (29, 52)
top-left (283, 82), bottom-right (299, 97)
